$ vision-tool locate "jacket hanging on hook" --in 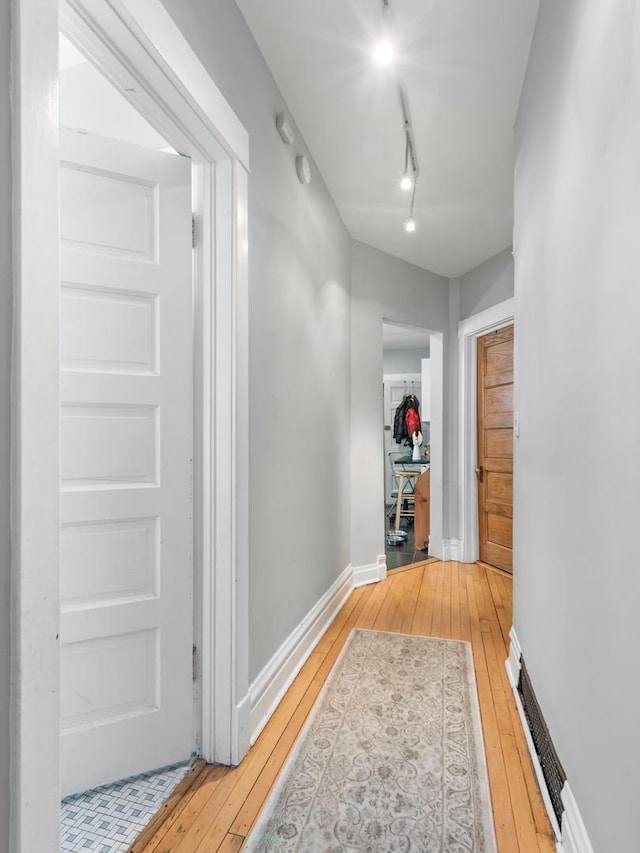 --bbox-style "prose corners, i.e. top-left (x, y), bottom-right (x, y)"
top-left (393, 394), bottom-right (421, 447)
